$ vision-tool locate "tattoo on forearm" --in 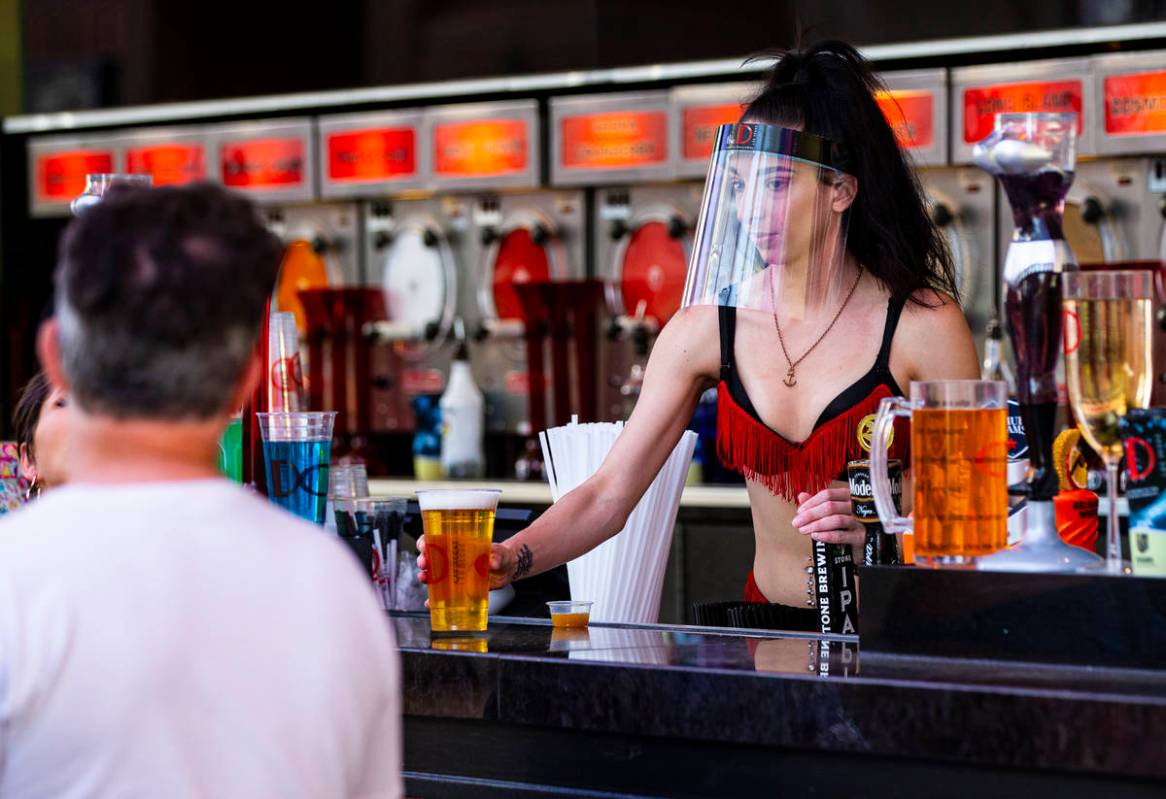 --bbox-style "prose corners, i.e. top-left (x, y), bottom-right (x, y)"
top-left (514, 544), bottom-right (533, 579)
